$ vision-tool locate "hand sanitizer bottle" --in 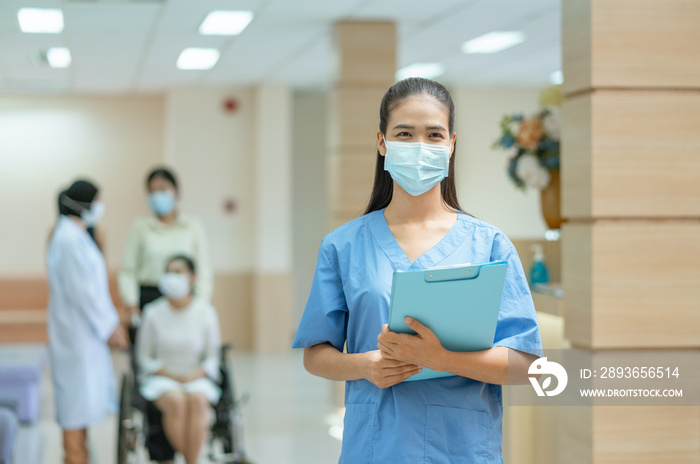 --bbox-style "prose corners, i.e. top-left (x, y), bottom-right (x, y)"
top-left (530, 244), bottom-right (550, 286)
